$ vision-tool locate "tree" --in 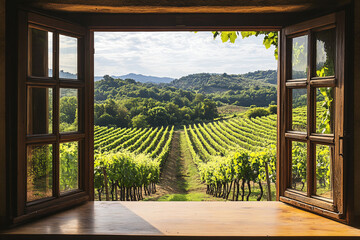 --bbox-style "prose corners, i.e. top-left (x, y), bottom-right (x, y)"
top-left (200, 99), bottom-right (218, 120)
top-left (132, 114), bottom-right (149, 128)
top-left (147, 106), bottom-right (170, 126)
top-left (60, 96), bottom-right (77, 124)
top-left (96, 113), bottom-right (115, 127)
